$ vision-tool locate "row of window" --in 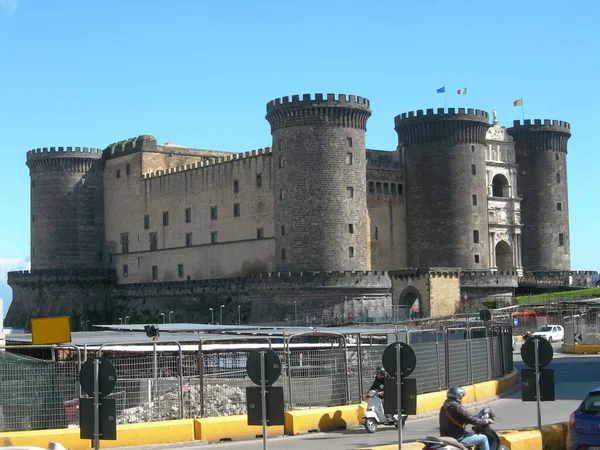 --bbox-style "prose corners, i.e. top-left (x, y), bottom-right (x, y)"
top-left (124, 263), bottom-right (188, 281)
top-left (116, 164), bottom-right (132, 178)
top-left (368, 182), bottom-right (403, 196)
top-left (471, 231), bottom-right (565, 247)
top-left (143, 203), bottom-right (244, 229)
top-left (279, 246), bottom-right (356, 261)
